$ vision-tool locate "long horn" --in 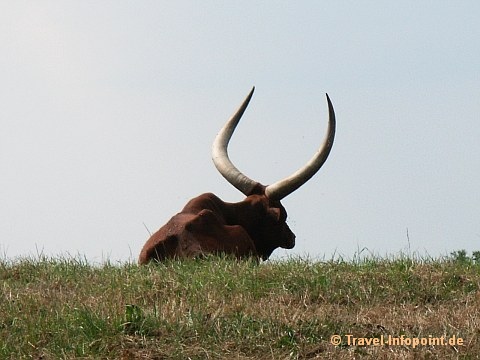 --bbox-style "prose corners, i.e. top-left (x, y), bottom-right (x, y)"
top-left (212, 87), bottom-right (259, 196)
top-left (265, 94), bottom-right (336, 200)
